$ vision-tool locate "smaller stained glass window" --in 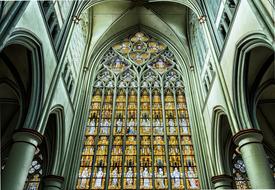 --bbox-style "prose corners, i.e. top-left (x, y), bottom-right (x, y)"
top-left (232, 152), bottom-right (251, 189)
top-left (24, 147), bottom-right (43, 190)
